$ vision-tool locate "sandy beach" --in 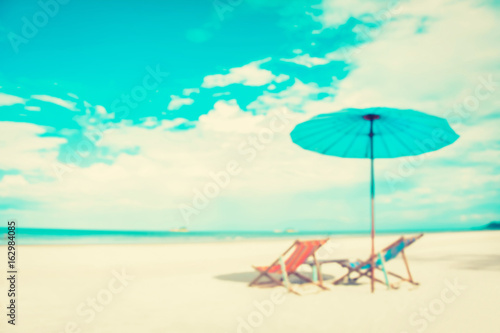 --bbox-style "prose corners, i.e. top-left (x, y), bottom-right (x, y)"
top-left (1, 230), bottom-right (499, 333)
